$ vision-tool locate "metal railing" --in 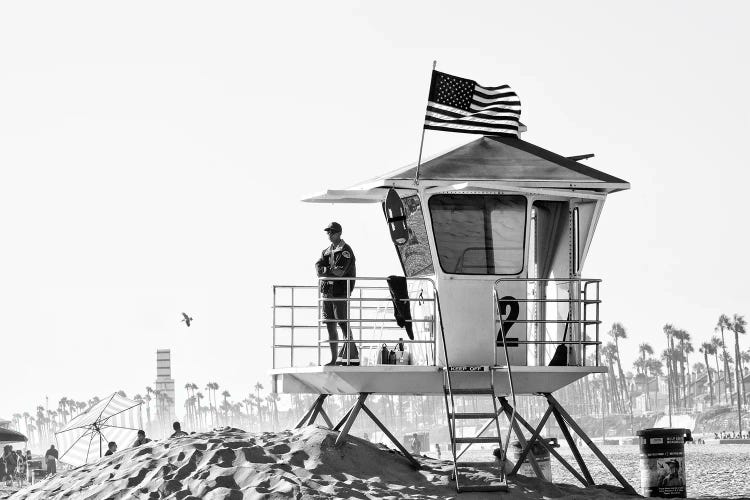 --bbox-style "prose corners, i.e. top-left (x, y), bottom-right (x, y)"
top-left (272, 277), bottom-right (437, 368)
top-left (493, 278), bottom-right (602, 367)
